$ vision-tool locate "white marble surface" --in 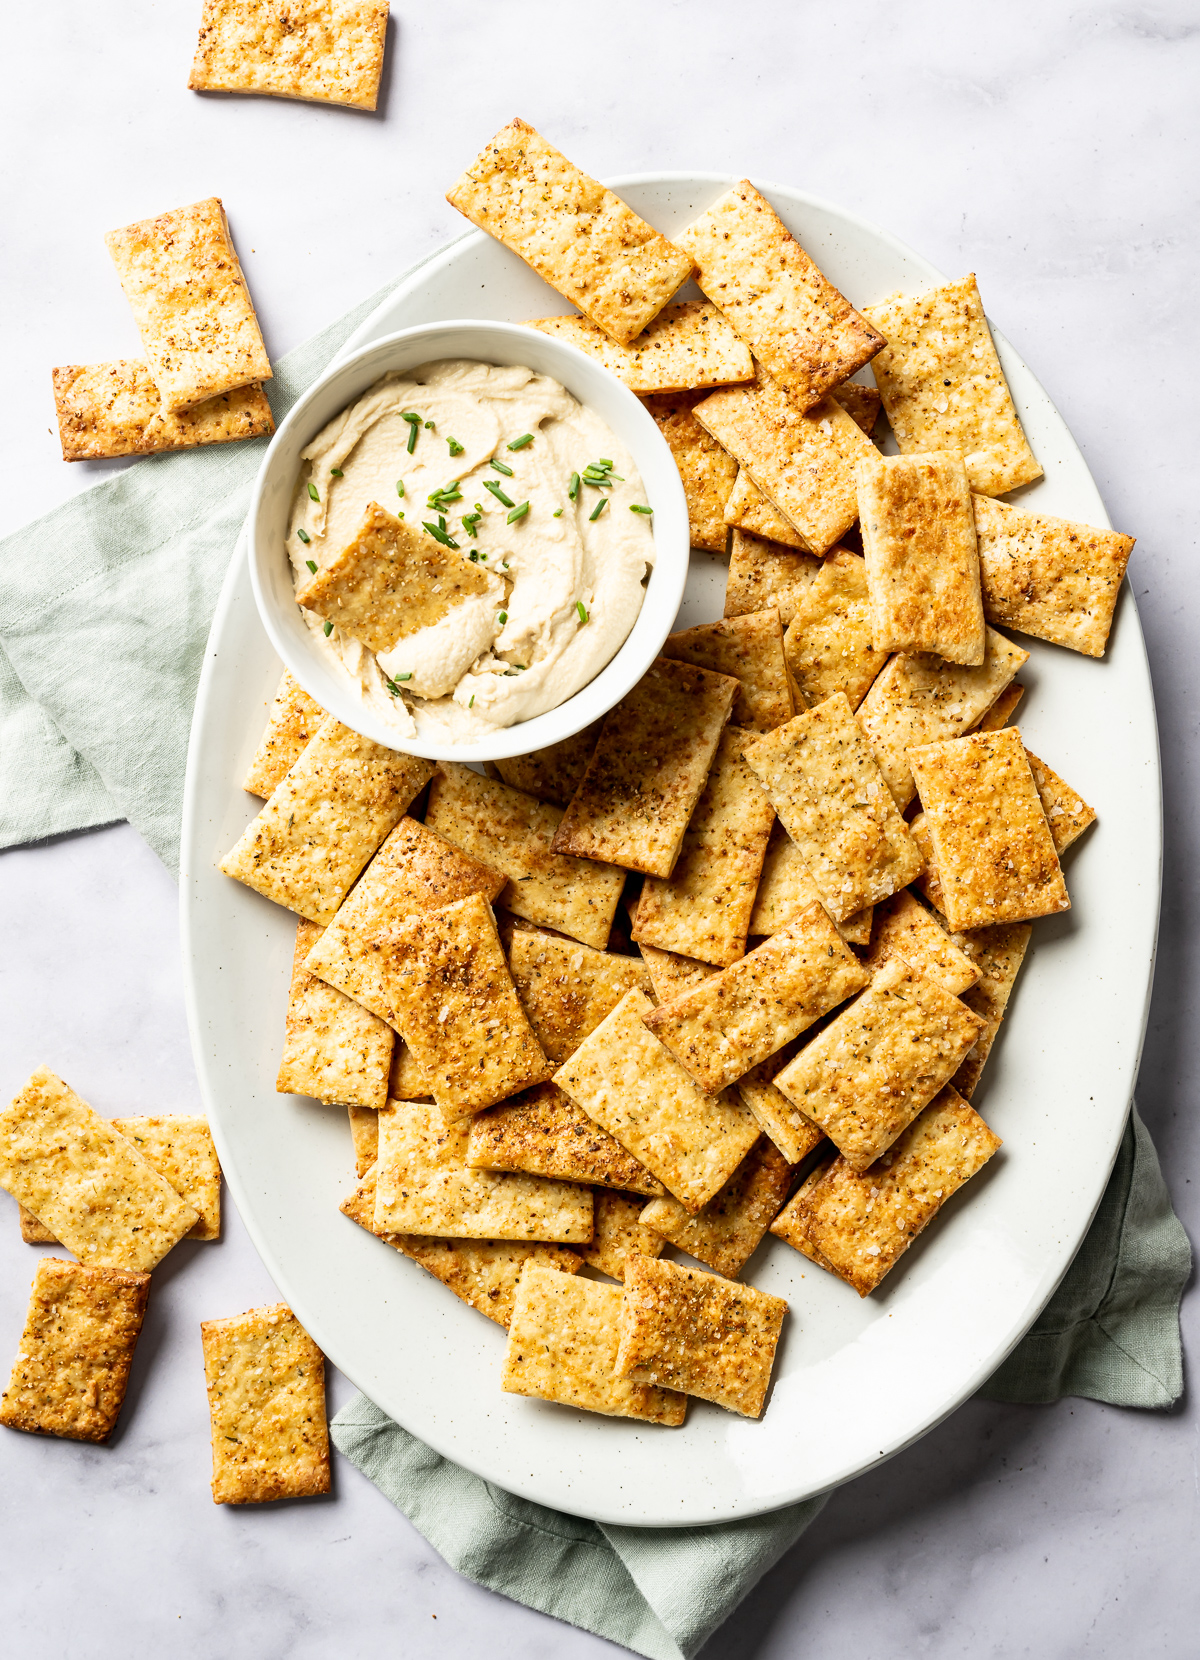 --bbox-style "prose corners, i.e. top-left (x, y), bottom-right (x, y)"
top-left (1, 2), bottom-right (1197, 1654)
